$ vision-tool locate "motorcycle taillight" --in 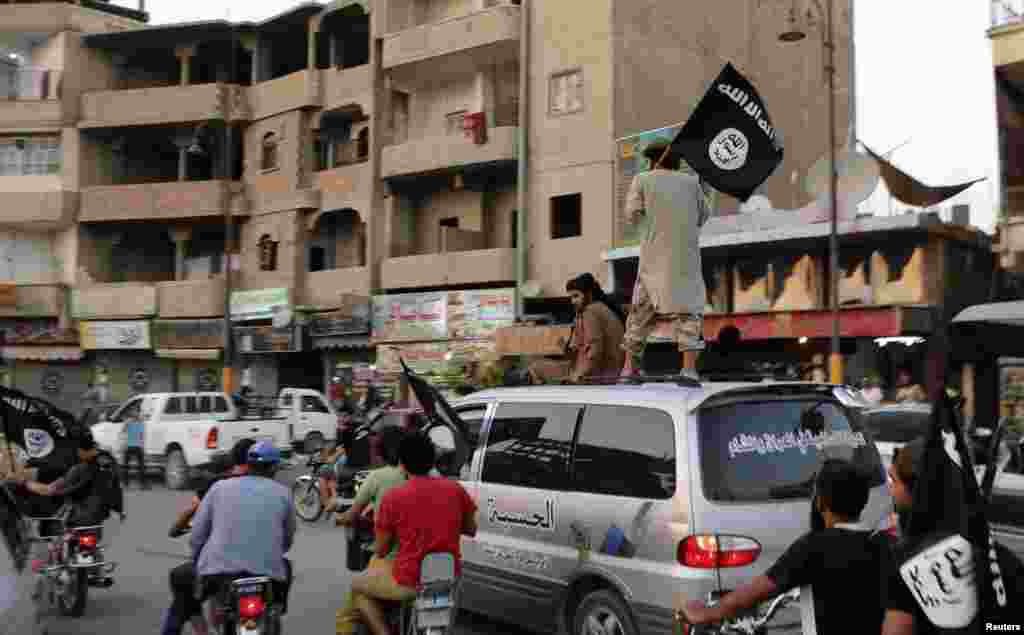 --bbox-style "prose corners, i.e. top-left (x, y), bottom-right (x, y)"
top-left (78, 533), bottom-right (98, 550)
top-left (238, 595), bottom-right (265, 619)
